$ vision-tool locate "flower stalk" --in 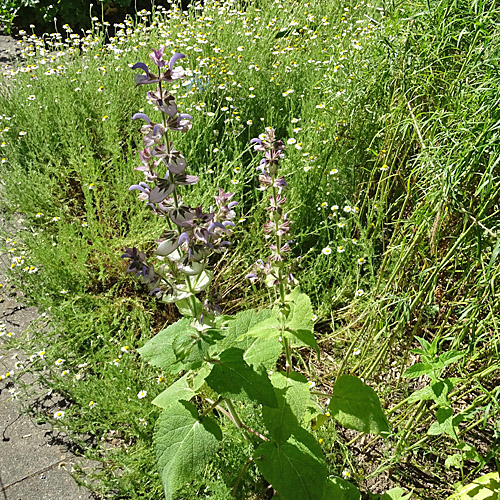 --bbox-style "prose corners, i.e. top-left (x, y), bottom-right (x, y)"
top-left (123, 47), bottom-right (237, 325)
top-left (247, 128), bottom-right (296, 373)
